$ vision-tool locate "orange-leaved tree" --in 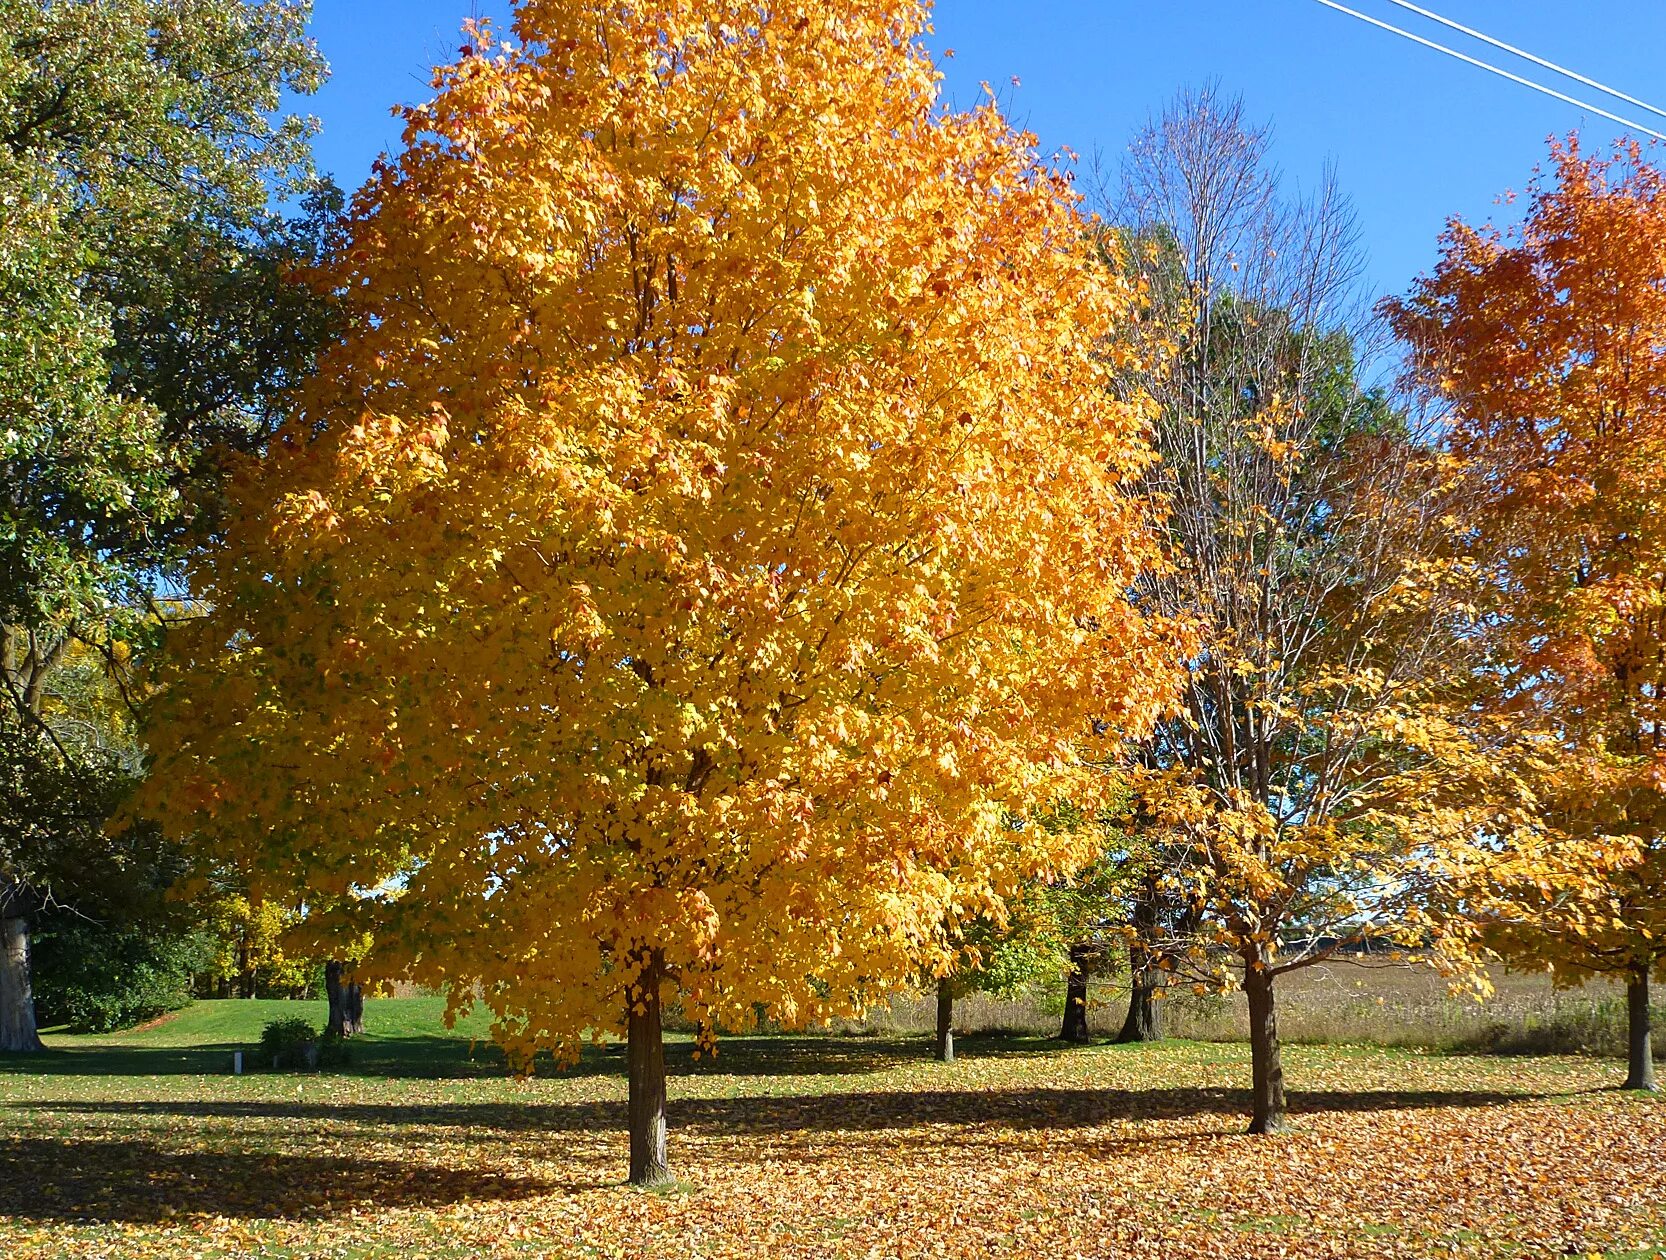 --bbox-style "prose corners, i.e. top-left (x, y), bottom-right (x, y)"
top-left (1389, 138), bottom-right (1666, 1092)
top-left (138, 0), bottom-right (1177, 1182)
